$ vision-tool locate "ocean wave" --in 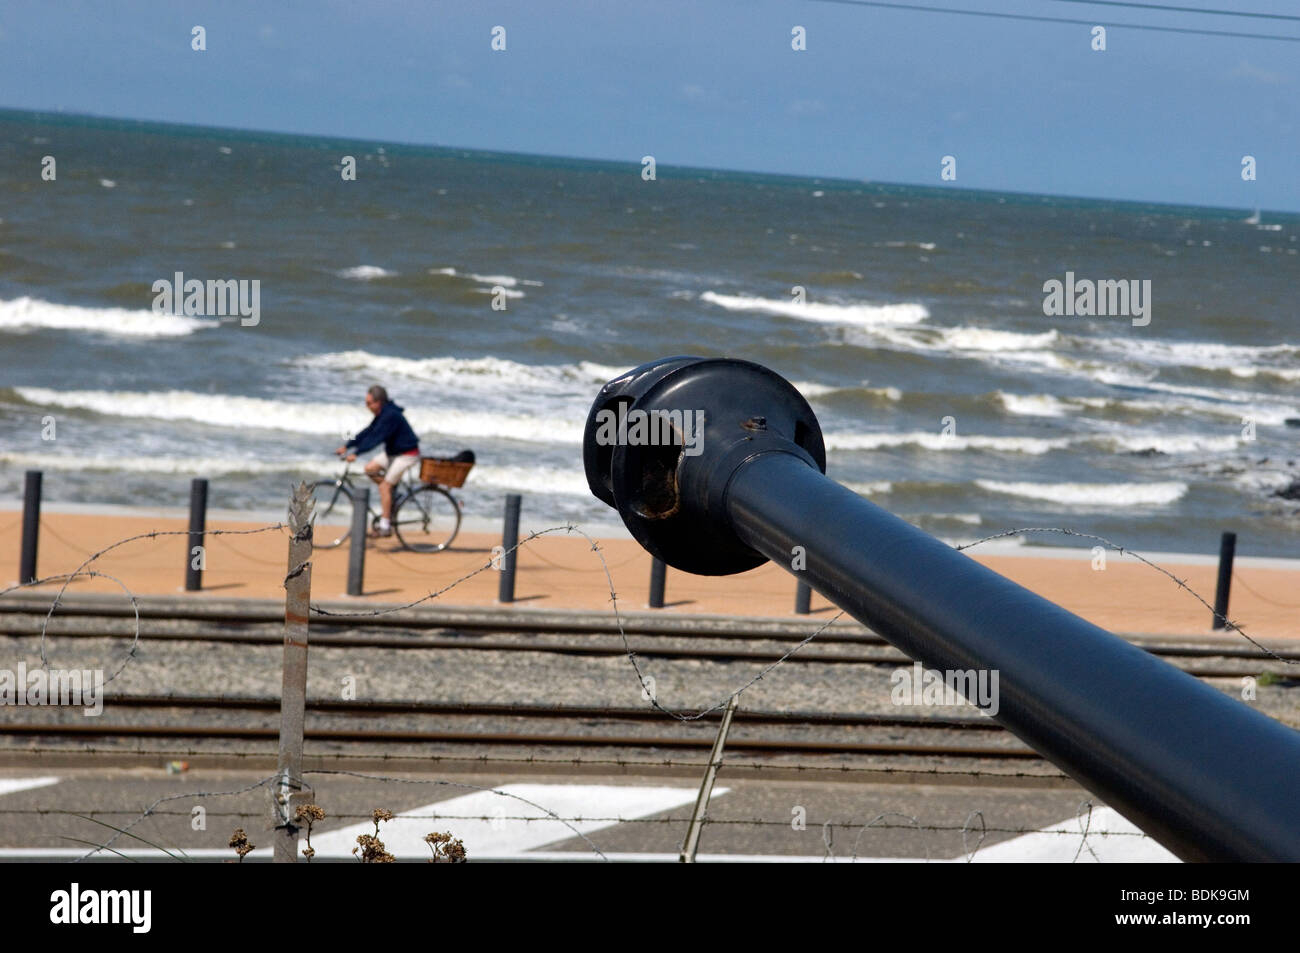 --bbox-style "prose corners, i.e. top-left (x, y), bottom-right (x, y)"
top-left (825, 431), bottom-right (1069, 454)
top-left (793, 380), bottom-right (901, 401)
top-left (0, 450), bottom-right (327, 477)
top-left (937, 327), bottom-right (1059, 351)
top-left (469, 464), bottom-right (591, 496)
top-left (976, 480), bottom-right (1188, 506)
top-left (1091, 433), bottom-right (1243, 454)
top-left (877, 240), bottom-right (937, 251)
top-left (843, 480), bottom-right (893, 495)
top-left (0, 297), bottom-right (218, 337)
top-left (700, 291), bottom-right (929, 326)
top-left (430, 267), bottom-right (543, 288)
top-left (996, 392), bottom-right (1075, 417)
top-left (336, 265), bottom-right (397, 280)
top-left (1080, 335), bottom-right (1297, 373)
top-left (294, 350), bottom-right (623, 395)
top-left (12, 387), bottom-right (583, 444)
